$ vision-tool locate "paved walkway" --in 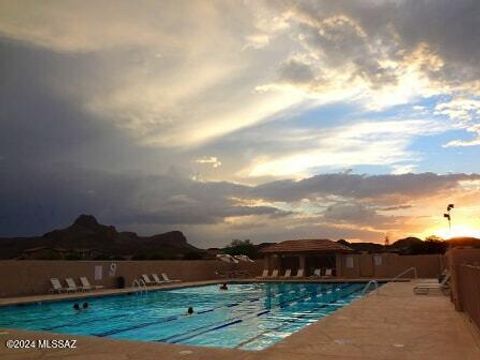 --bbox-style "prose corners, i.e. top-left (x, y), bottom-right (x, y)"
top-left (1, 280), bottom-right (479, 359)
